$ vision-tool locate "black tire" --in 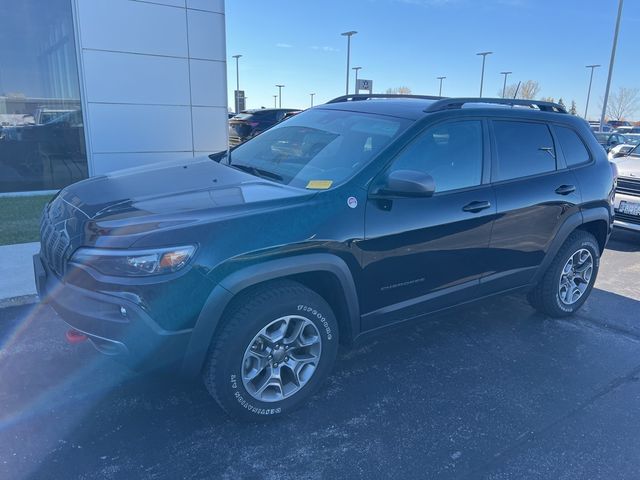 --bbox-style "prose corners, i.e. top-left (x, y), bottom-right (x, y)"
top-left (202, 280), bottom-right (339, 421)
top-left (528, 230), bottom-right (600, 317)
